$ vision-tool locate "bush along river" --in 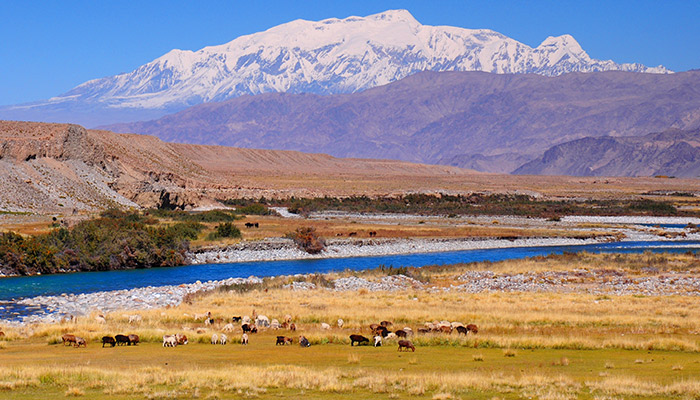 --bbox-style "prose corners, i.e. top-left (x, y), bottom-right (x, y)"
top-left (1, 240), bottom-right (700, 324)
